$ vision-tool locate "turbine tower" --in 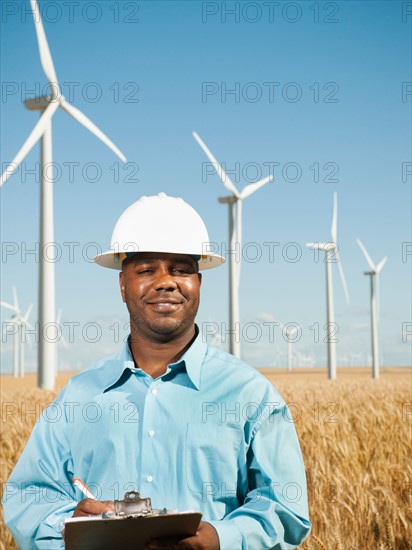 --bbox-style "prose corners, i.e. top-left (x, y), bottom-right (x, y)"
top-left (1, 0), bottom-right (126, 390)
top-left (193, 131), bottom-right (272, 358)
top-left (275, 319), bottom-right (299, 372)
top-left (1, 288), bottom-right (20, 377)
top-left (15, 304), bottom-right (34, 378)
top-left (356, 239), bottom-right (387, 379)
top-left (306, 193), bottom-right (349, 379)
top-left (283, 324), bottom-right (298, 373)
